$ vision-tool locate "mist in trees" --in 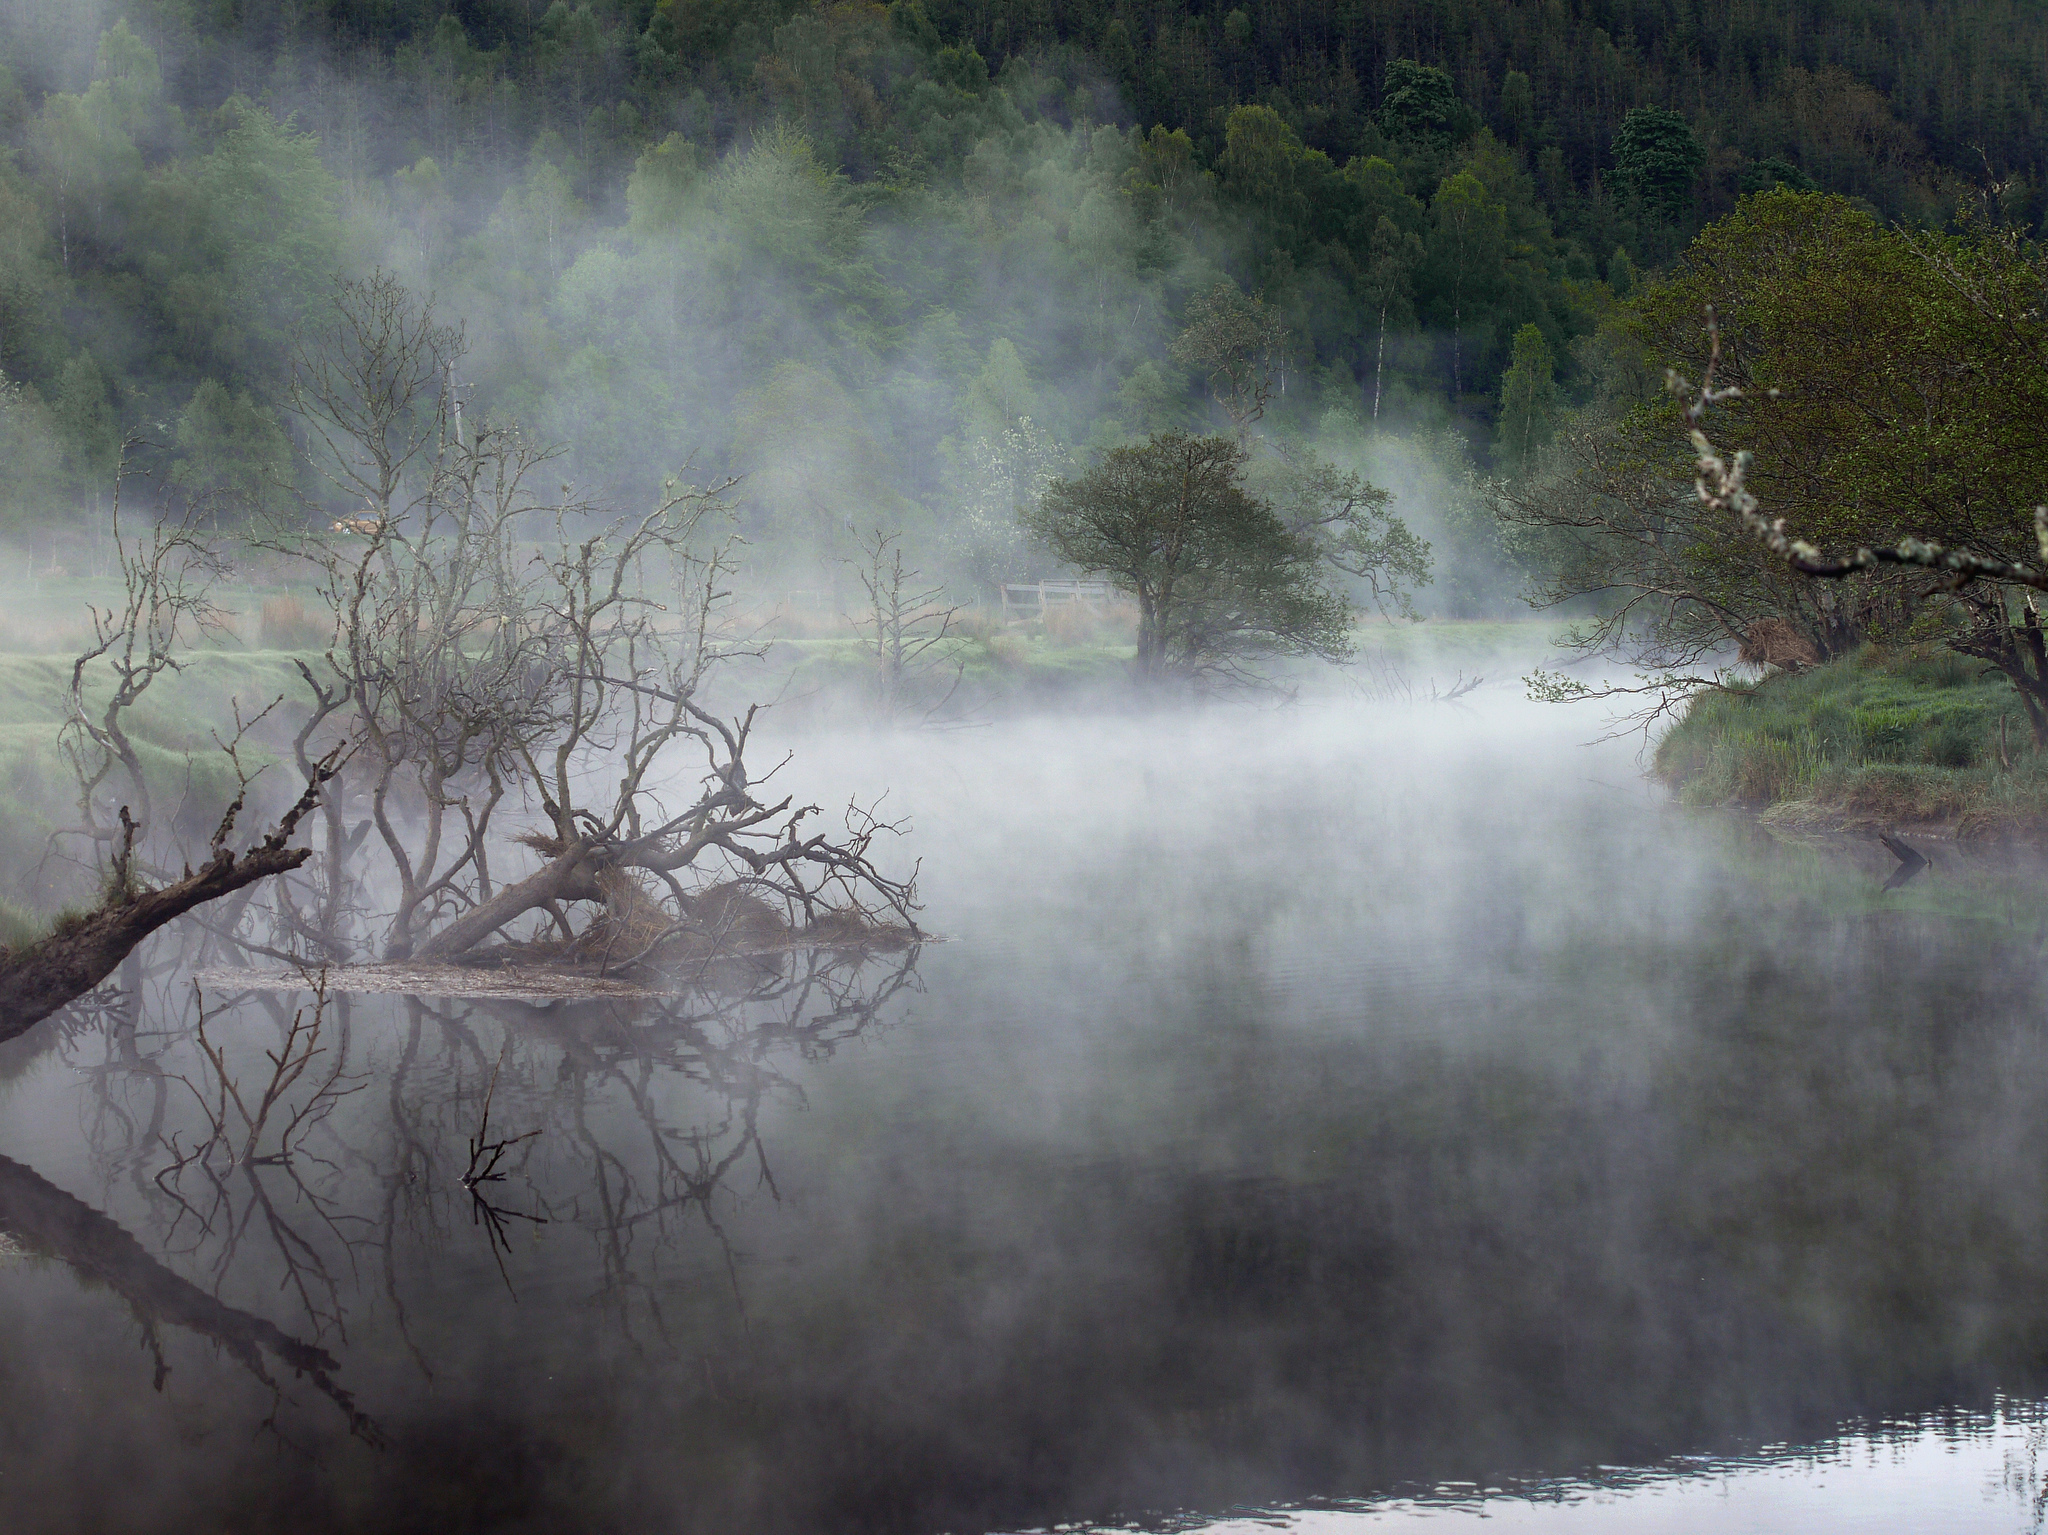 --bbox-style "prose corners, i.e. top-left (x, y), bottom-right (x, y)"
top-left (2, 0), bottom-right (2021, 630)
top-left (1027, 432), bottom-right (1355, 684)
top-left (1, 1), bottom-right (2044, 1003)
top-left (8, 12), bottom-right (2048, 1535)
